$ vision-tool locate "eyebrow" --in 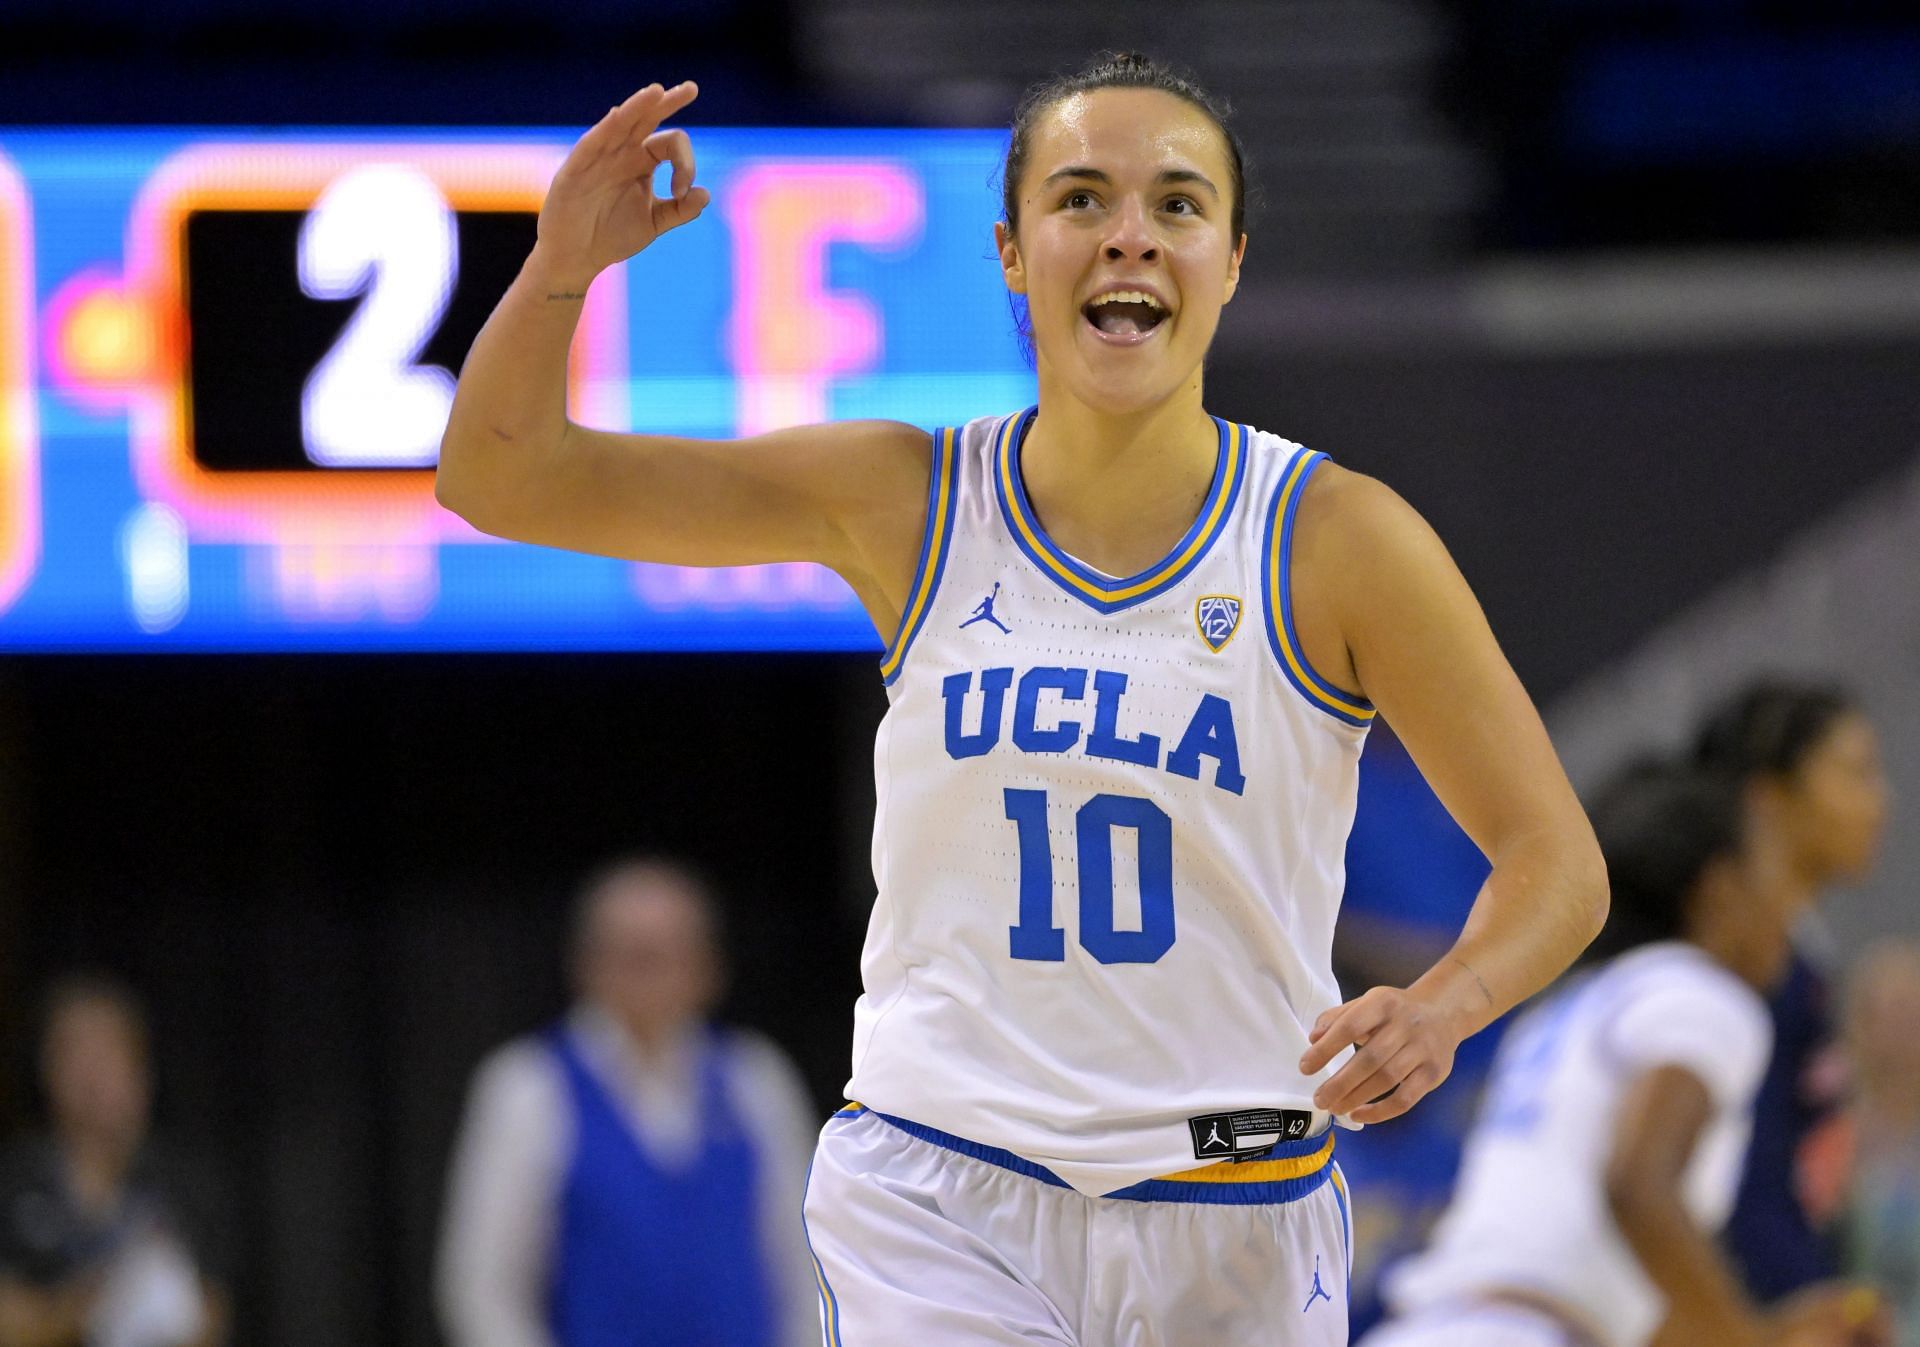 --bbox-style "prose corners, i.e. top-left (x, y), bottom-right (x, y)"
top-left (1040, 166), bottom-right (1221, 199)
